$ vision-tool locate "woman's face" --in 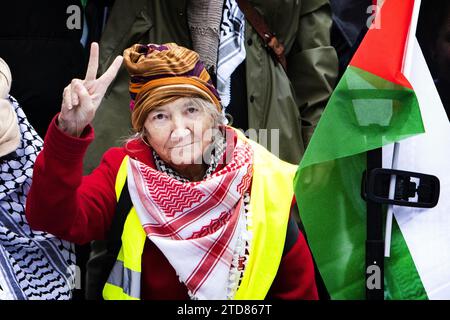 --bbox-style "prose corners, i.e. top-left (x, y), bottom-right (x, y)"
top-left (144, 97), bottom-right (215, 168)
